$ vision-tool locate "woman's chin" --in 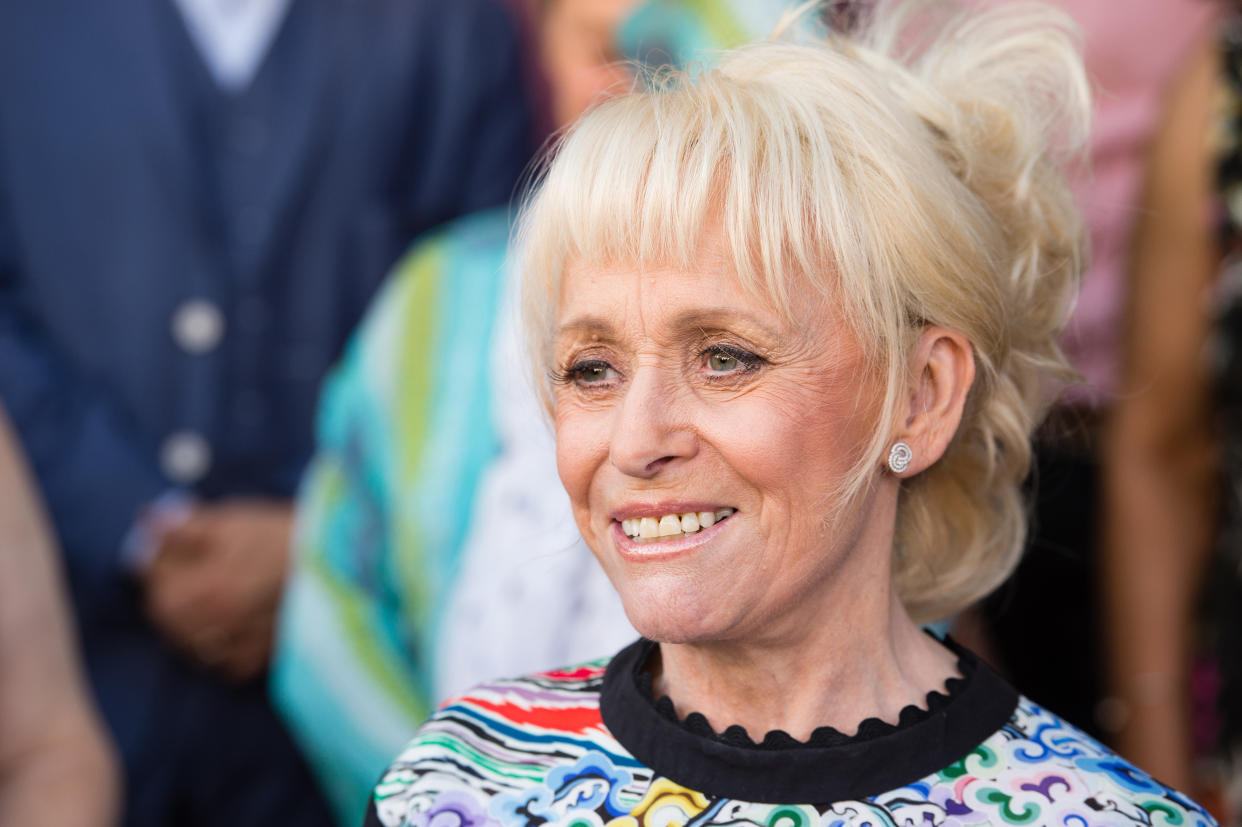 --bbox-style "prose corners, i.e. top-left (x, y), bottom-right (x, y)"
top-left (616, 586), bottom-right (736, 645)
top-left (594, 511), bottom-right (763, 644)
top-left (627, 620), bottom-right (716, 646)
